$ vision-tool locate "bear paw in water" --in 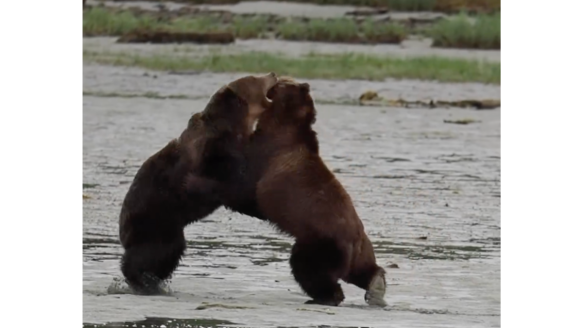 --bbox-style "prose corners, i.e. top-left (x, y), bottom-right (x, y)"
top-left (364, 272), bottom-right (388, 307)
top-left (106, 275), bottom-right (173, 296)
top-left (107, 276), bottom-right (133, 295)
